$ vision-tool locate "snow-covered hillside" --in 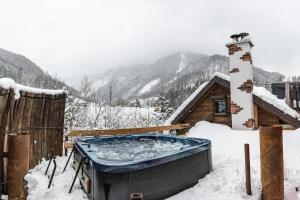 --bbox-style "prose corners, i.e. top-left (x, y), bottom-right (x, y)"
top-left (0, 48), bottom-right (79, 96)
top-left (90, 52), bottom-right (284, 108)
